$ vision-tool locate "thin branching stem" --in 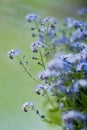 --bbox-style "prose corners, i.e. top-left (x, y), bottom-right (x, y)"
top-left (17, 56), bottom-right (40, 83)
top-left (45, 23), bottom-right (50, 46)
top-left (44, 90), bottom-right (56, 109)
top-left (39, 49), bottom-right (46, 69)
